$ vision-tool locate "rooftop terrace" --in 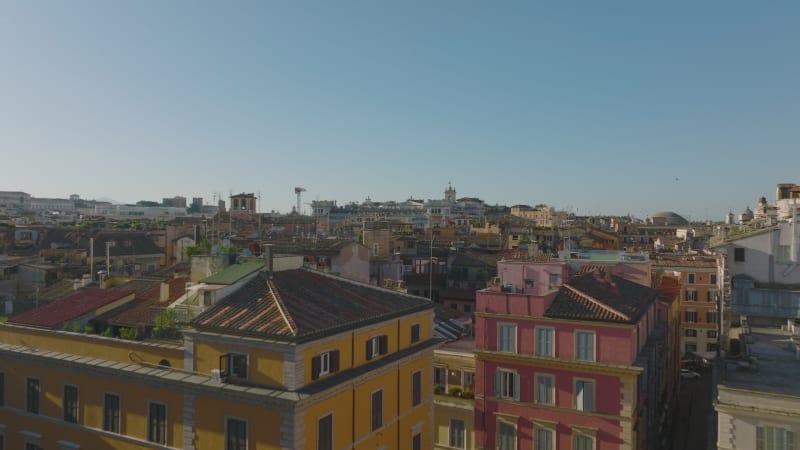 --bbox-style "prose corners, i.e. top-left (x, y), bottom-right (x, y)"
top-left (721, 326), bottom-right (800, 397)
